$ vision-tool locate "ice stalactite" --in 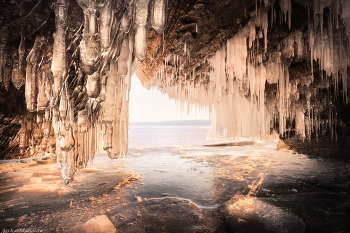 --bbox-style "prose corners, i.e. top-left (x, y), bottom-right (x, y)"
top-left (104, 36), bottom-right (134, 159)
top-left (25, 36), bottom-right (47, 112)
top-left (279, 0), bottom-right (292, 30)
top-left (148, 8), bottom-right (272, 139)
top-left (99, 0), bottom-right (114, 50)
top-left (147, 1), bottom-right (350, 141)
top-left (12, 38), bottom-right (25, 90)
top-left (3, 0), bottom-right (349, 184)
top-left (37, 69), bottom-right (52, 111)
top-left (86, 72), bottom-right (101, 98)
top-left (102, 59), bottom-right (118, 151)
top-left (19, 116), bottom-right (27, 155)
top-left (77, 1), bottom-right (100, 75)
top-left (110, 77), bottom-right (123, 159)
top-left (135, 0), bottom-right (151, 62)
top-left (151, 0), bottom-right (168, 34)
top-left (27, 0), bottom-right (148, 183)
top-left (52, 0), bottom-right (69, 99)
top-left (11, 51), bottom-right (20, 90)
top-left (0, 28), bottom-right (8, 83)
top-left (3, 51), bottom-right (12, 91)
top-left (14, 36), bottom-right (26, 90)
top-left (121, 1), bottom-right (134, 33)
